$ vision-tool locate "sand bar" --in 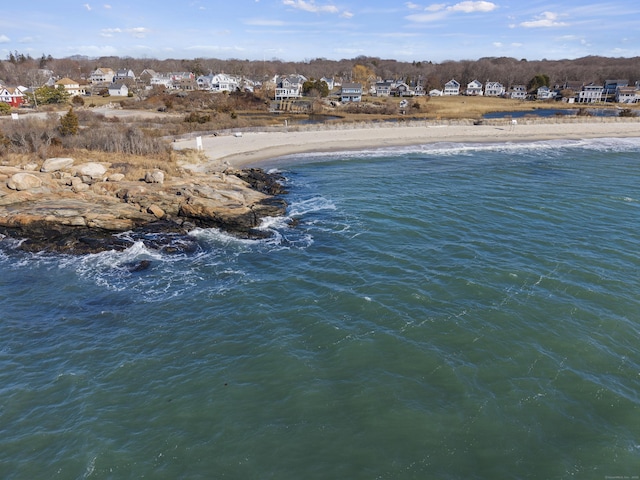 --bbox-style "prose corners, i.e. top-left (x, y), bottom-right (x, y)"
top-left (173, 117), bottom-right (640, 169)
